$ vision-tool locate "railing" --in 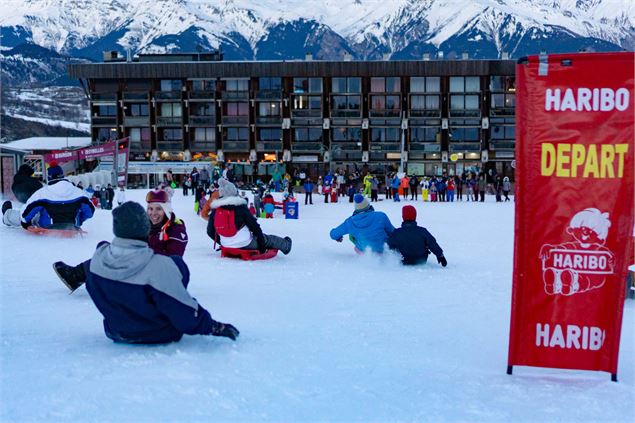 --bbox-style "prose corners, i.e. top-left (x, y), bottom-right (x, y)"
top-left (489, 107), bottom-right (515, 116)
top-left (330, 142), bottom-right (362, 151)
top-left (222, 141), bottom-right (250, 152)
top-left (409, 109), bottom-right (441, 118)
top-left (369, 143), bottom-right (401, 152)
top-left (291, 142), bottom-right (322, 152)
top-left (449, 109), bottom-right (481, 118)
top-left (123, 116), bottom-right (150, 126)
top-left (409, 142), bottom-right (441, 152)
top-left (189, 141), bottom-right (217, 152)
top-left (221, 116), bottom-right (249, 125)
top-left (254, 90), bottom-right (283, 100)
top-left (449, 142), bottom-right (481, 152)
top-left (256, 141), bottom-right (283, 151)
top-left (255, 116), bottom-right (283, 125)
top-left (123, 92), bottom-right (149, 101)
top-left (92, 116), bottom-right (117, 125)
top-left (221, 91), bottom-right (249, 100)
top-left (331, 110), bottom-right (362, 118)
top-left (189, 116), bottom-right (216, 125)
top-left (91, 92), bottom-right (116, 101)
top-left (129, 141), bottom-right (151, 152)
top-left (156, 116), bottom-right (182, 126)
top-left (154, 91), bottom-right (182, 100)
top-left (369, 109), bottom-right (401, 118)
top-left (156, 141), bottom-right (183, 151)
top-left (489, 141), bottom-right (516, 150)
top-left (189, 91), bottom-right (216, 100)
top-left (291, 109), bottom-right (322, 118)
